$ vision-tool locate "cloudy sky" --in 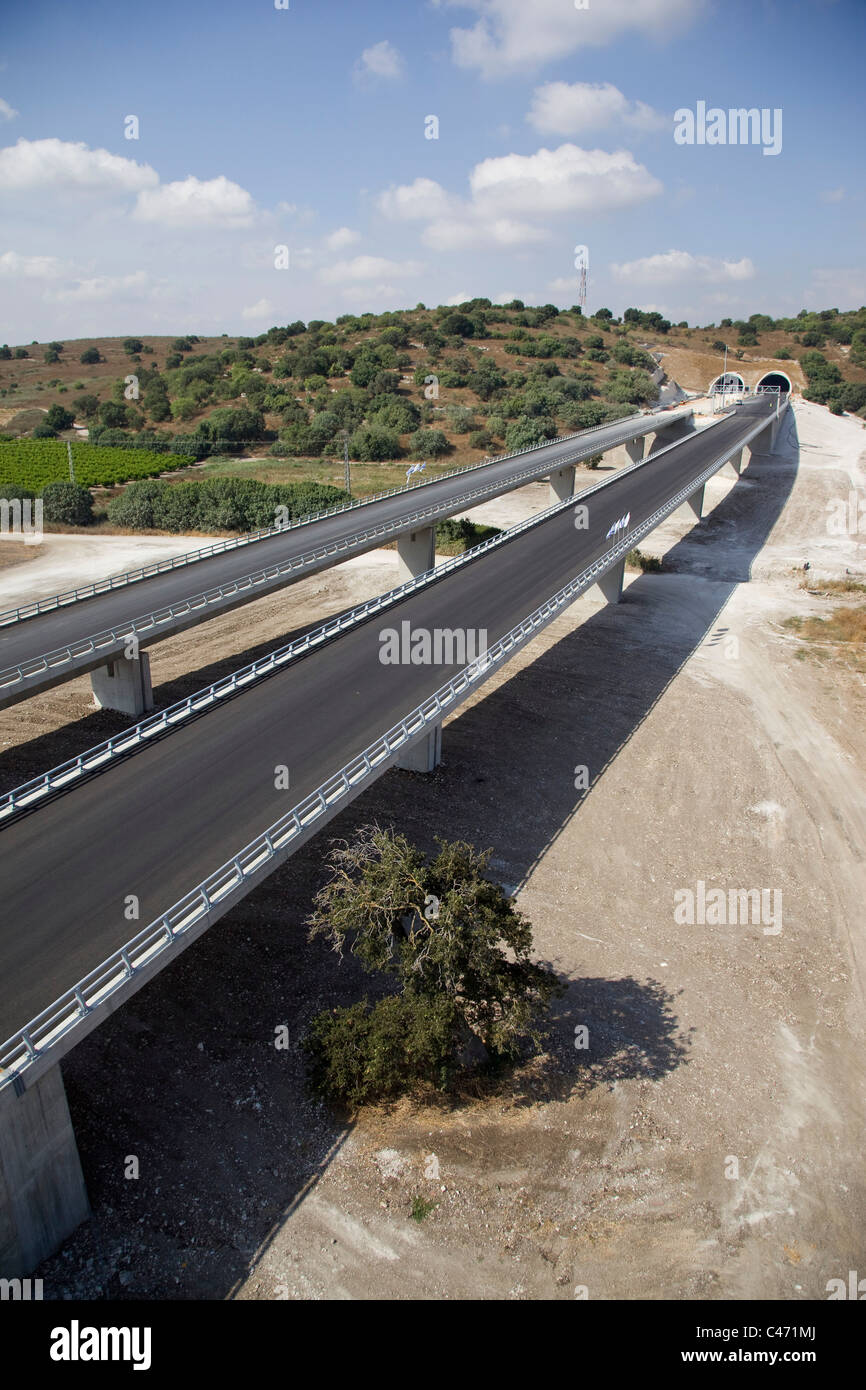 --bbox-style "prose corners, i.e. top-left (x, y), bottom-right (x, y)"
top-left (1, 0), bottom-right (864, 340)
